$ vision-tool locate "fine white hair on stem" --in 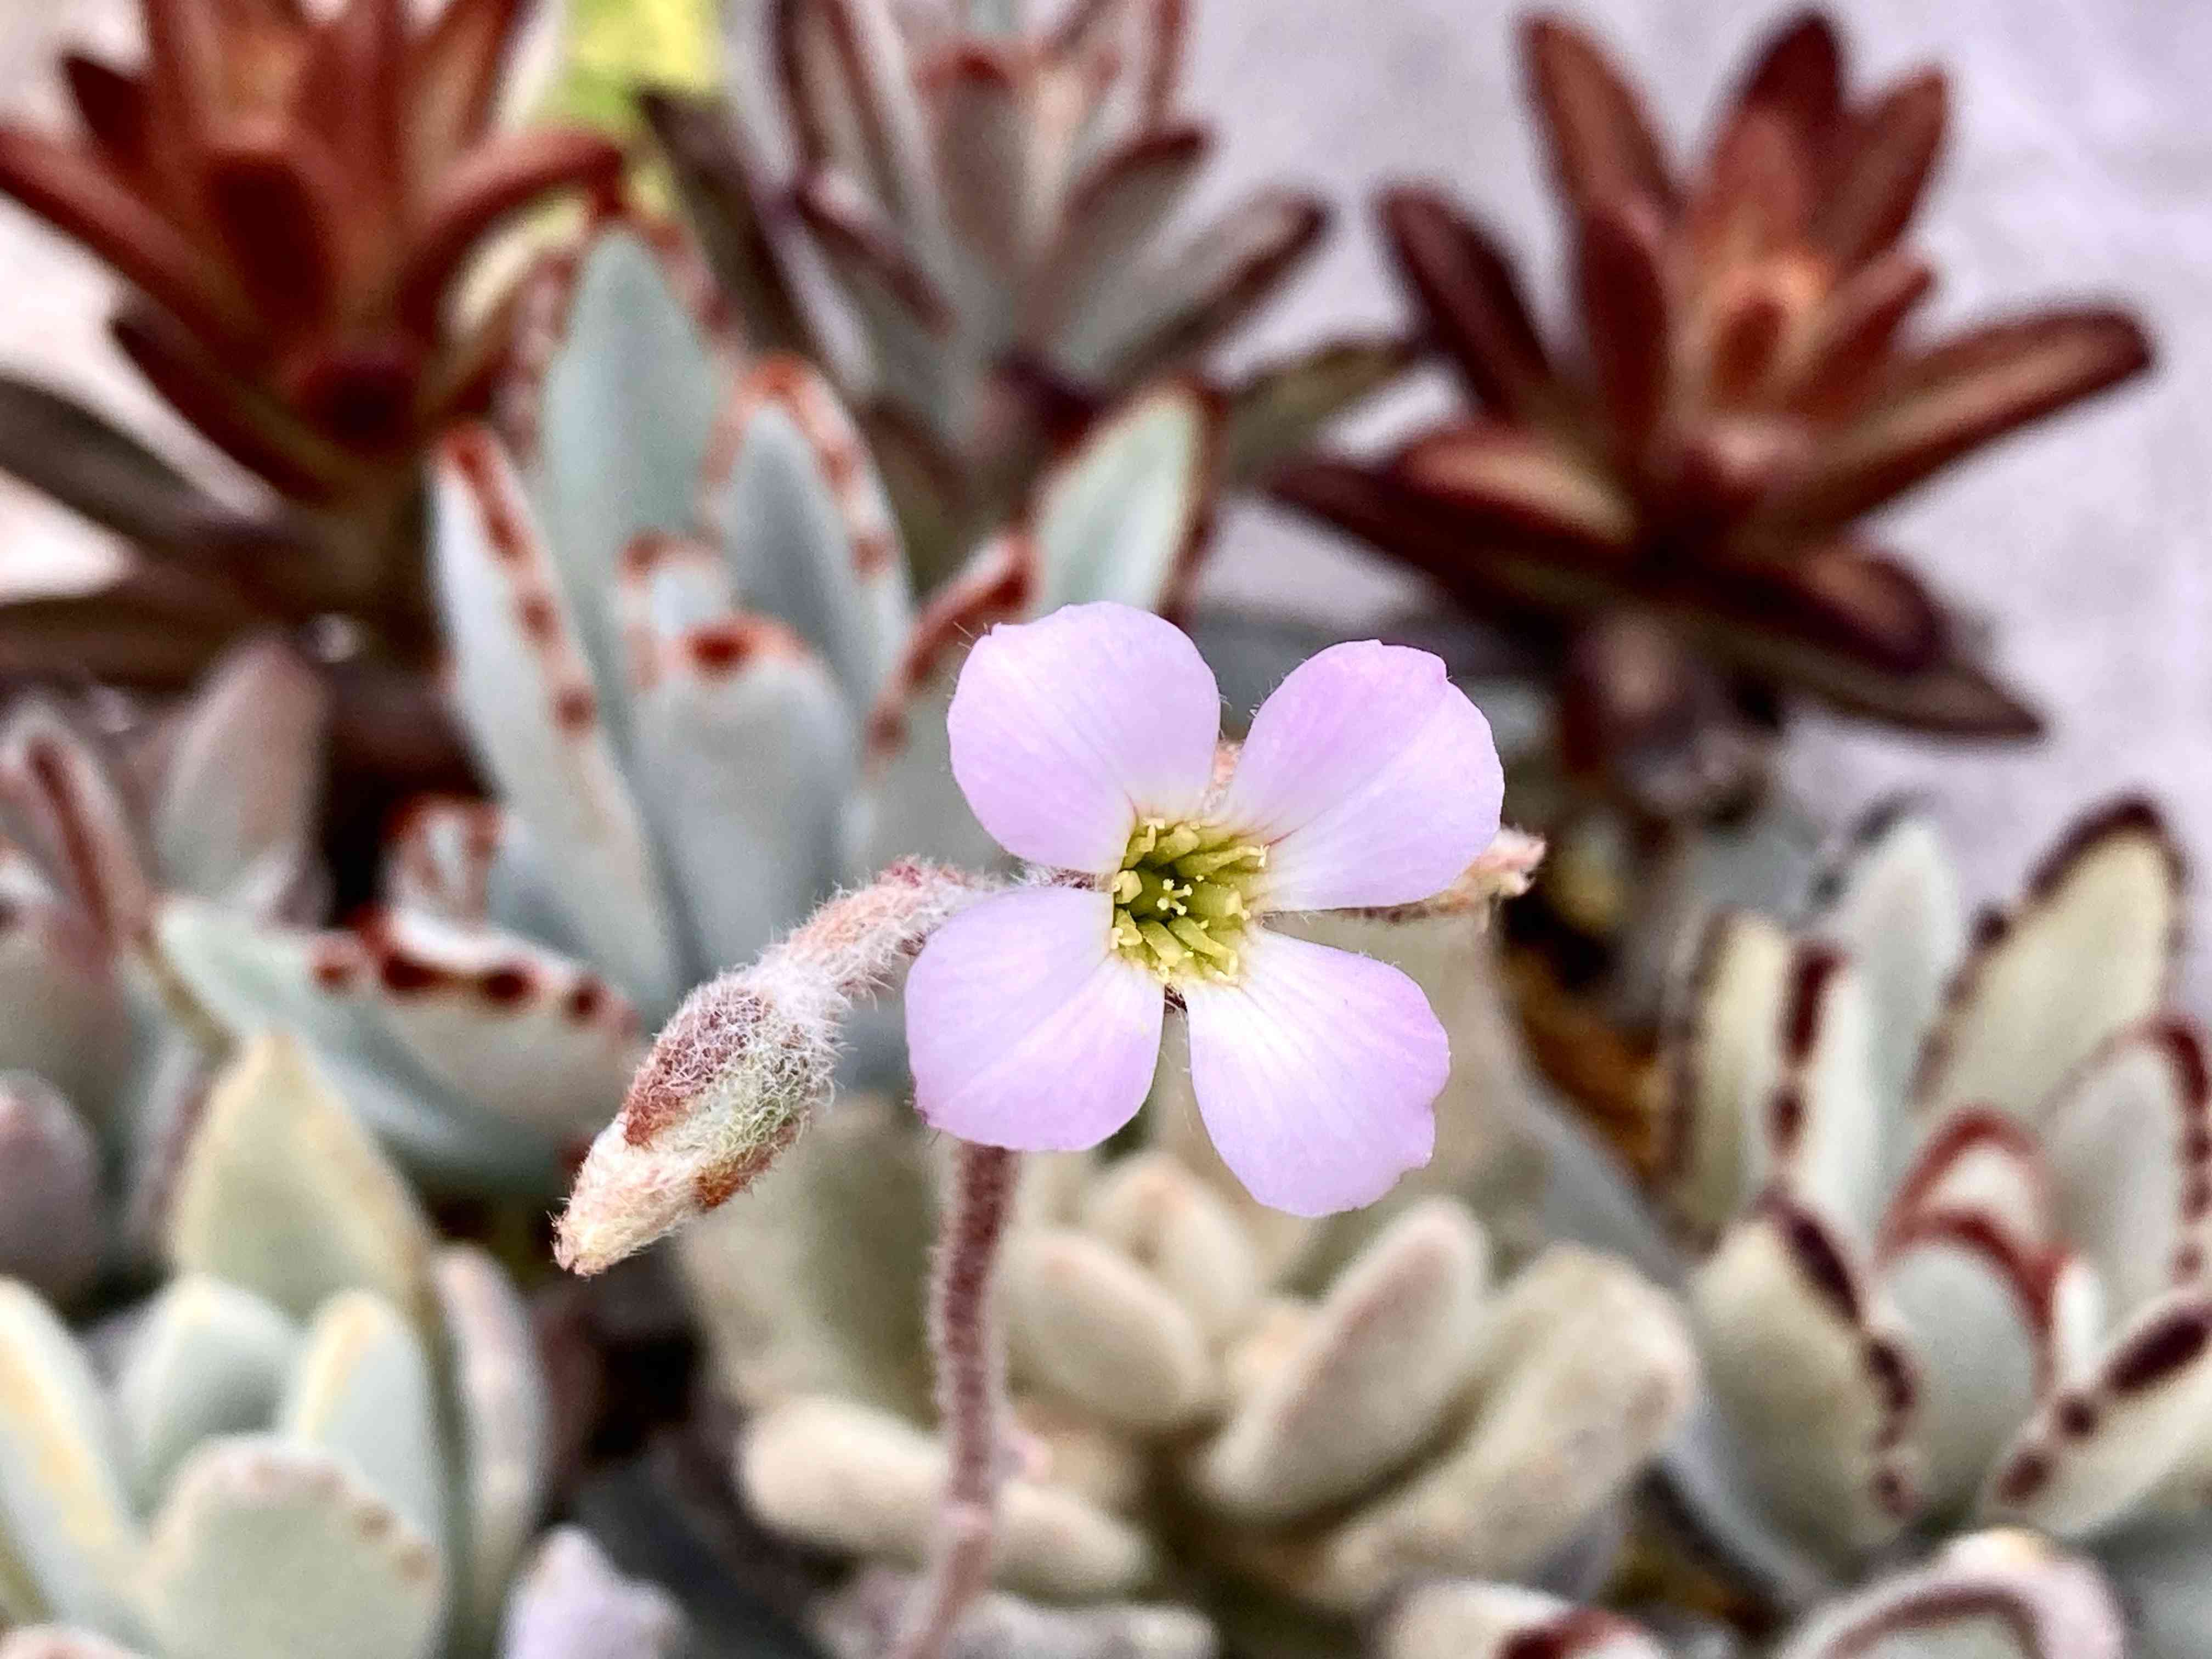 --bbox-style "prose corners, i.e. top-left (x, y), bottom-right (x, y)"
top-left (555, 859), bottom-right (1004, 1274)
